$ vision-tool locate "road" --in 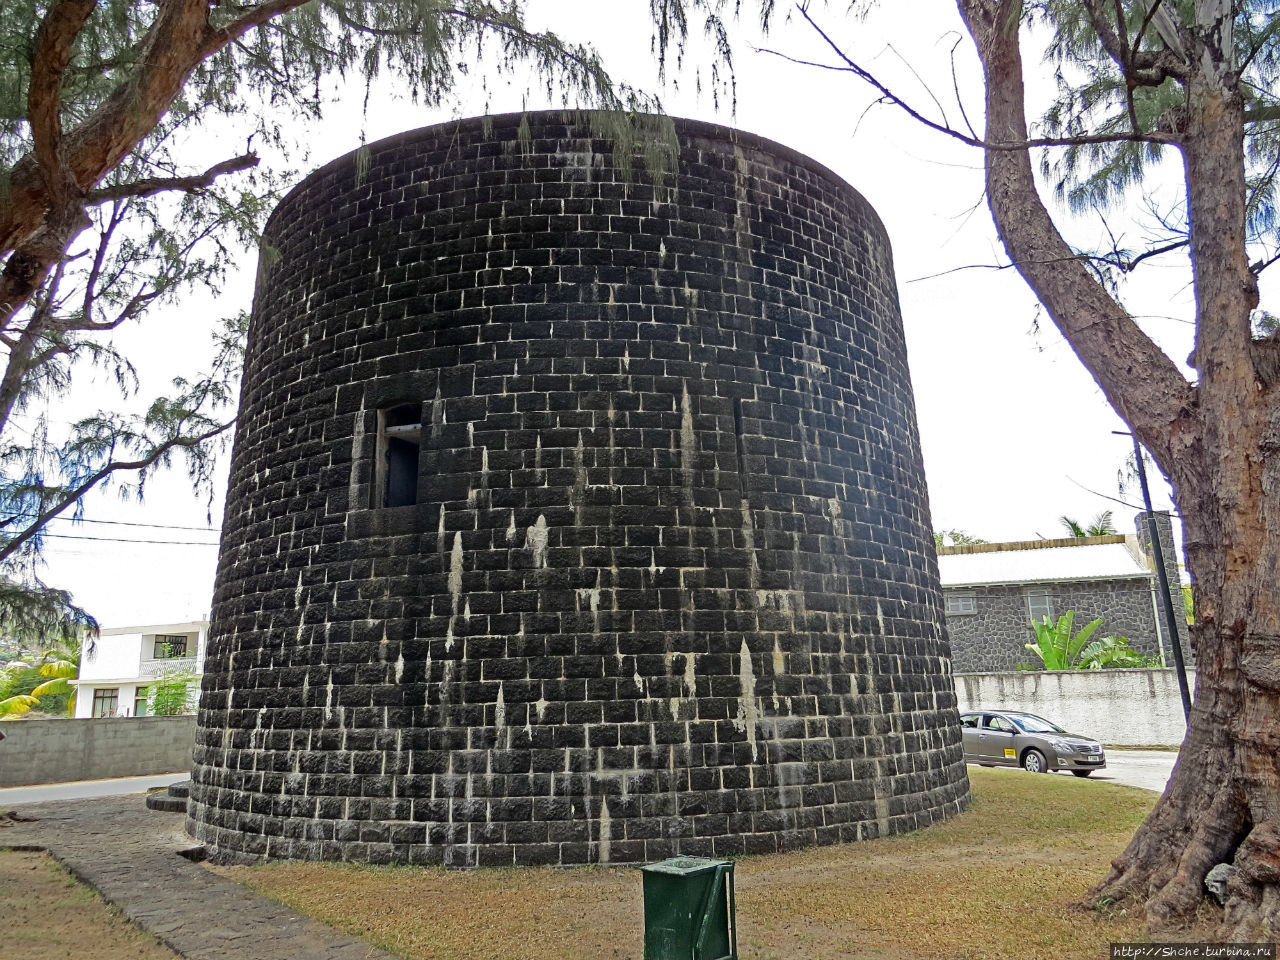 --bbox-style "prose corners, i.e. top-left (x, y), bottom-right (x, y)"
top-left (0, 772), bottom-right (189, 807)
top-left (968, 748), bottom-right (1179, 794)
top-left (1083, 748), bottom-right (1178, 793)
top-left (3, 751), bottom-right (1178, 809)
